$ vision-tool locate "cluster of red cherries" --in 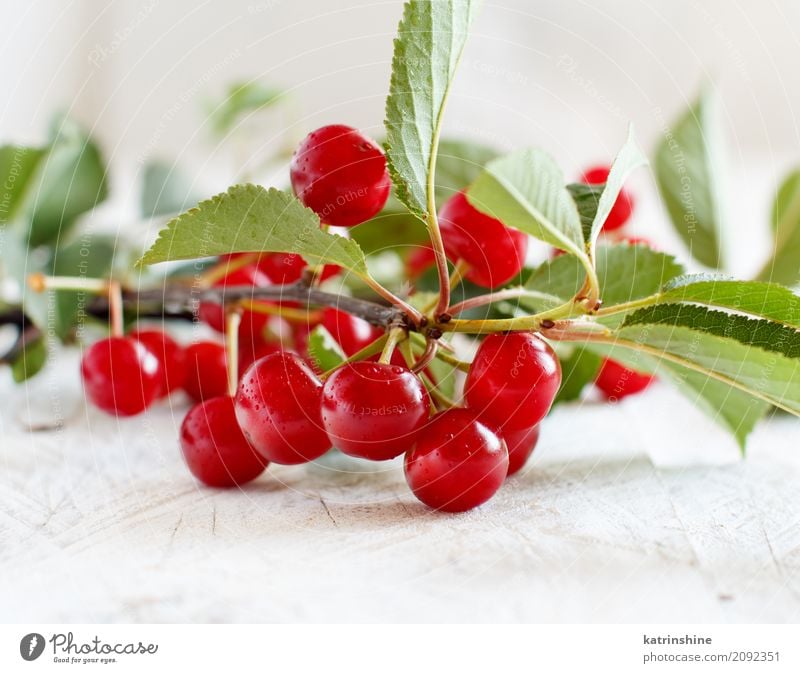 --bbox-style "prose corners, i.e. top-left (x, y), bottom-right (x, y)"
top-left (79, 124), bottom-right (647, 512)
